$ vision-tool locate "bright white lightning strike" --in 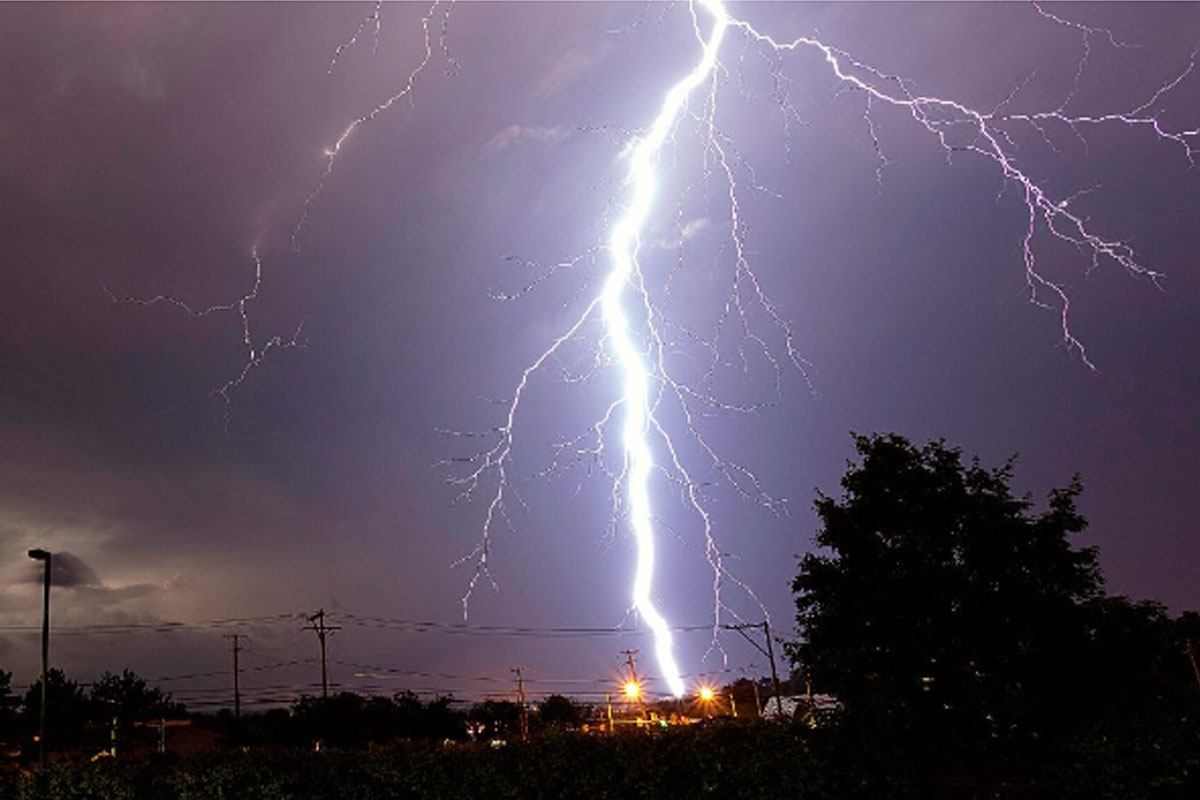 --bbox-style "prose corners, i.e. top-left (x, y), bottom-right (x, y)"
top-left (599, 0), bottom-right (730, 699)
